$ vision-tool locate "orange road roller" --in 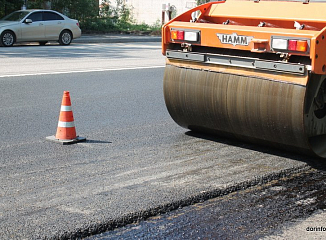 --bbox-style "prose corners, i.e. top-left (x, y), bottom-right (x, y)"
top-left (162, 0), bottom-right (326, 158)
